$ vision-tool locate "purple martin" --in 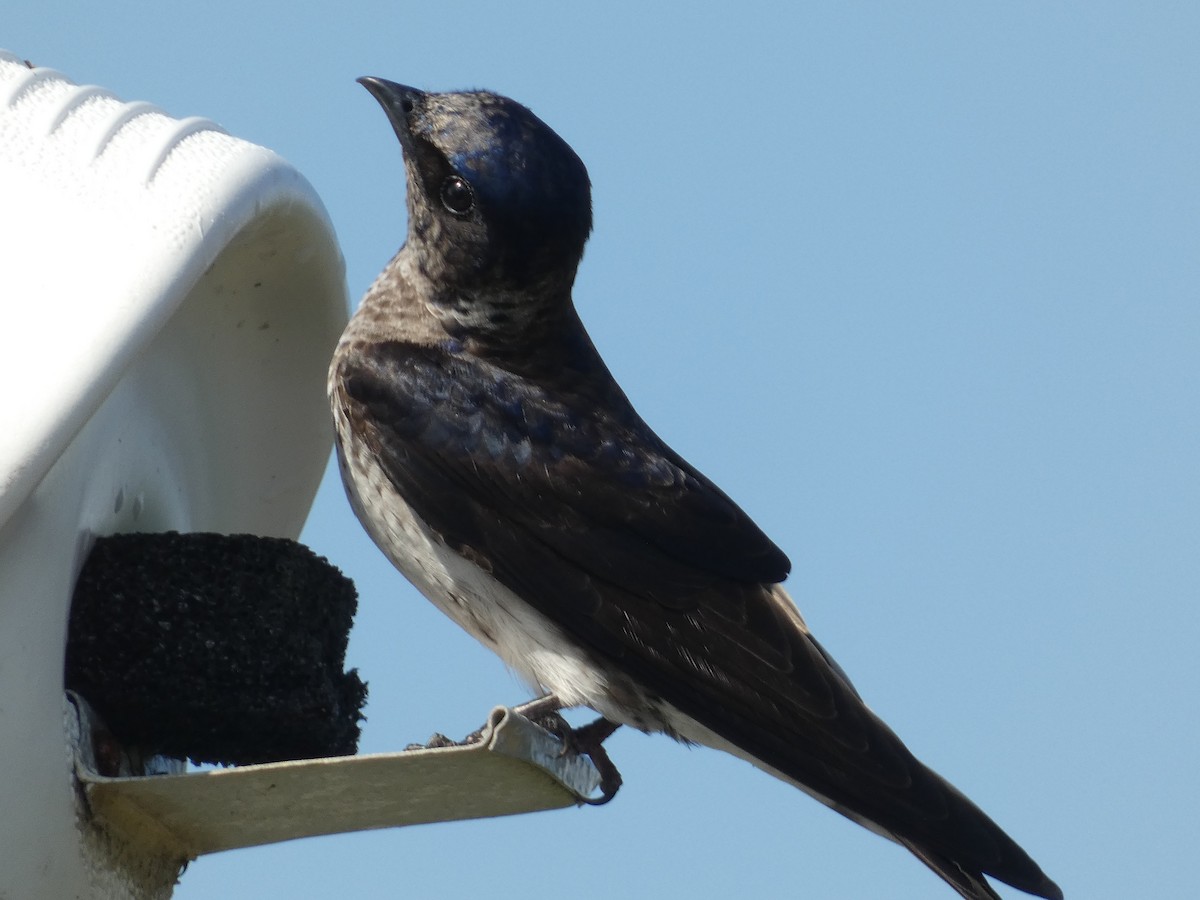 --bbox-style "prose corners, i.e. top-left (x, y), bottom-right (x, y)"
top-left (329, 76), bottom-right (1062, 900)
